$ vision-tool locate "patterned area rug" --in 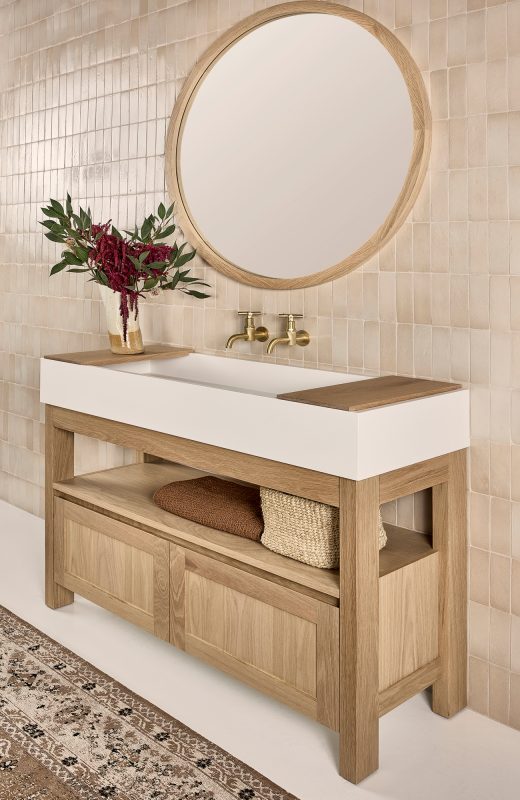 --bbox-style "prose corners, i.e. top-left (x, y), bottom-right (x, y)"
top-left (0, 606), bottom-right (297, 800)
